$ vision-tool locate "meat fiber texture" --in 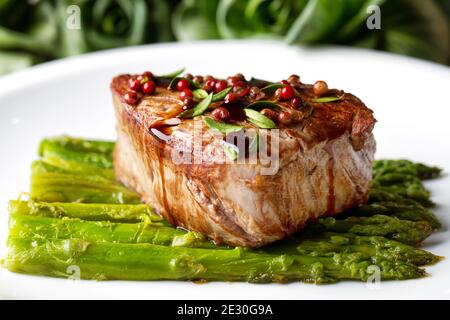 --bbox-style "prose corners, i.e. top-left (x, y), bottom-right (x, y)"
top-left (111, 75), bottom-right (376, 247)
